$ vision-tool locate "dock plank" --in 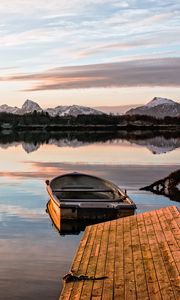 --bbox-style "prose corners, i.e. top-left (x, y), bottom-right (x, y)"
top-left (130, 215), bottom-right (149, 300)
top-left (60, 206), bottom-right (180, 300)
top-left (69, 225), bottom-right (98, 300)
top-left (91, 221), bottom-right (111, 300)
top-left (80, 222), bottom-right (104, 300)
top-left (113, 219), bottom-right (125, 299)
top-left (60, 226), bottom-right (92, 300)
top-left (101, 220), bottom-right (117, 300)
top-left (144, 211), bottom-right (175, 299)
top-left (156, 208), bottom-right (180, 268)
top-left (136, 213), bottom-right (162, 300)
top-left (169, 206), bottom-right (180, 228)
top-left (165, 207), bottom-right (180, 248)
top-left (123, 216), bottom-right (137, 299)
top-left (150, 210), bottom-right (180, 299)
